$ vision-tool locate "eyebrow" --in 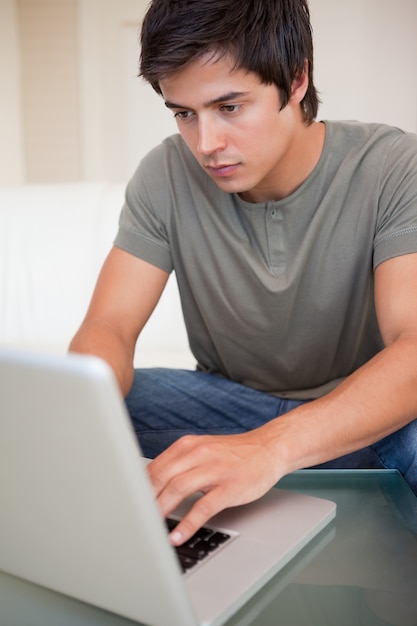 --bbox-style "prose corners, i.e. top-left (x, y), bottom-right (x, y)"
top-left (164, 91), bottom-right (249, 110)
